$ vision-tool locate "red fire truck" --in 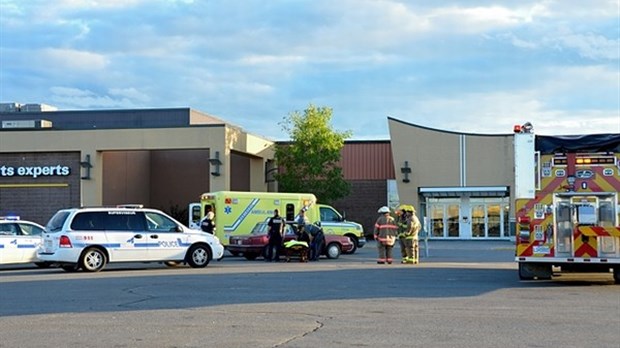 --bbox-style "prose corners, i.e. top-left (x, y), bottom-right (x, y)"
top-left (513, 122), bottom-right (620, 283)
